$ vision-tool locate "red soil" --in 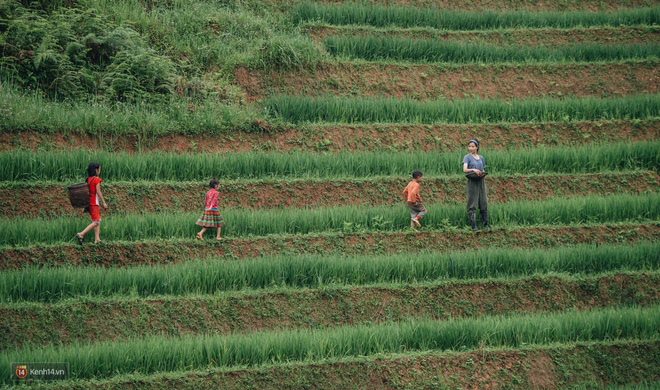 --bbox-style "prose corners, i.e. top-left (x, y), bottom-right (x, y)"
top-left (1, 172), bottom-right (656, 218)
top-left (3, 273), bottom-right (656, 349)
top-left (235, 62), bottom-right (659, 103)
top-left (50, 342), bottom-right (660, 389)
top-left (0, 120), bottom-right (656, 153)
top-left (1, 224), bottom-right (657, 270)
